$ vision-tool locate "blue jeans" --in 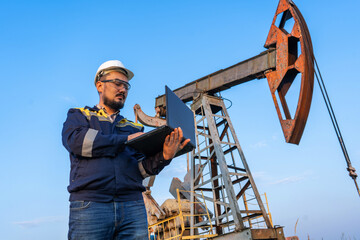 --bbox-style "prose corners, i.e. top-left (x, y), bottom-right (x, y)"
top-left (68, 200), bottom-right (149, 240)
